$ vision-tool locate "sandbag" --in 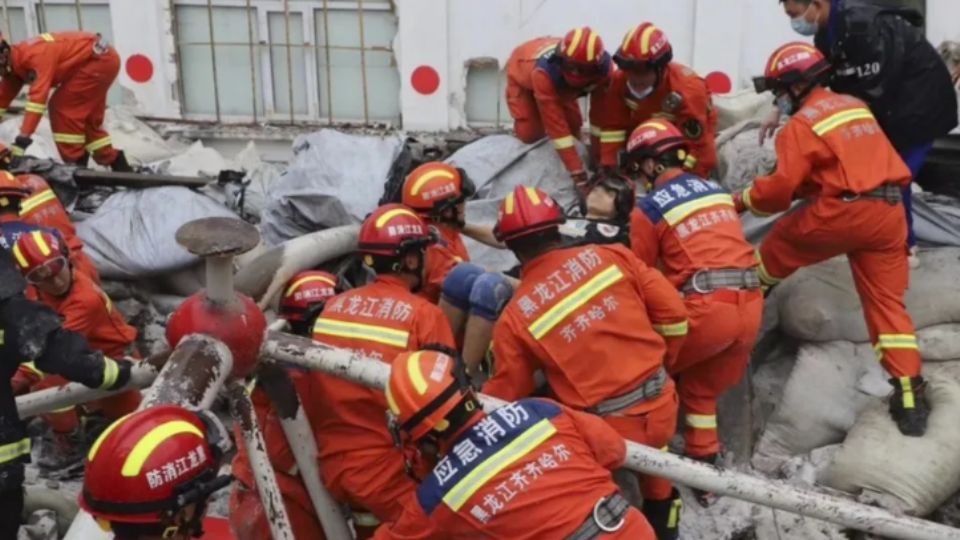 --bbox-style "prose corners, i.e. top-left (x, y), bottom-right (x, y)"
top-left (260, 129), bottom-right (404, 245)
top-left (713, 89), bottom-right (773, 131)
top-left (752, 341), bottom-right (889, 474)
top-left (714, 119), bottom-right (777, 192)
top-left (818, 362), bottom-right (960, 515)
top-left (918, 324), bottom-right (960, 361)
top-left (777, 249), bottom-right (960, 342)
top-left (76, 187), bottom-right (237, 280)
